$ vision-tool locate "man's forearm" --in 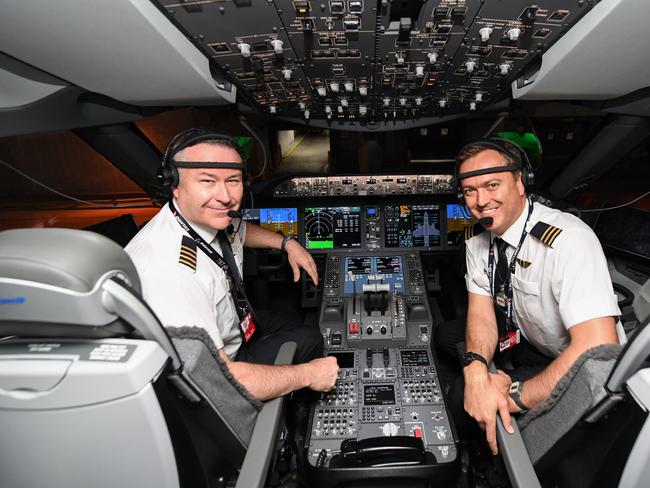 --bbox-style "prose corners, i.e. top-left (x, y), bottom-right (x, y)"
top-left (465, 293), bottom-right (499, 365)
top-left (227, 360), bottom-right (308, 400)
top-left (243, 222), bottom-right (283, 250)
top-left (519, 317), bottom-right (619, 410)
